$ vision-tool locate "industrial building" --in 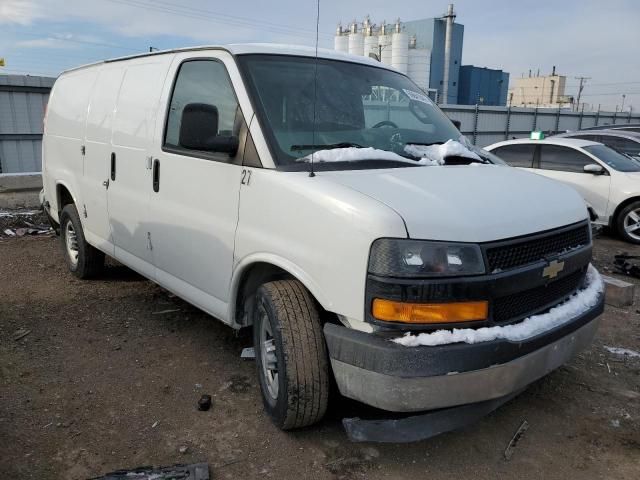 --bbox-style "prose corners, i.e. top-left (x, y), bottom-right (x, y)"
top-left (457, 66), bottom-right (509, 106)
top-left (334, 4), bottom-right (463, 103)
top-left (334, 4), bottom-right (510, 106)
top-left (508, 68), bottom-right (573, 108)
top-left (0, 74), bottom-right (53, 174)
